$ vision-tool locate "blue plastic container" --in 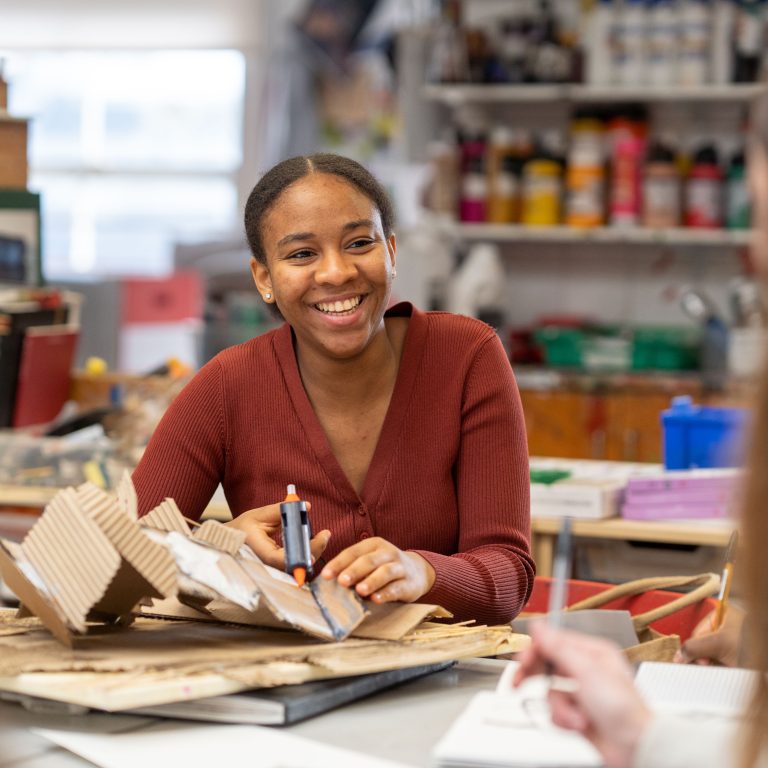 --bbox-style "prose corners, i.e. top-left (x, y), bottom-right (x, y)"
top-left (661, 396), bottom-right (749, 470)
